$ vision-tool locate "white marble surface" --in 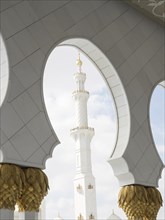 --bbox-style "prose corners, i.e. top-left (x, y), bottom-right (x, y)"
top-left (0, 0), bottom-right (164, 186)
